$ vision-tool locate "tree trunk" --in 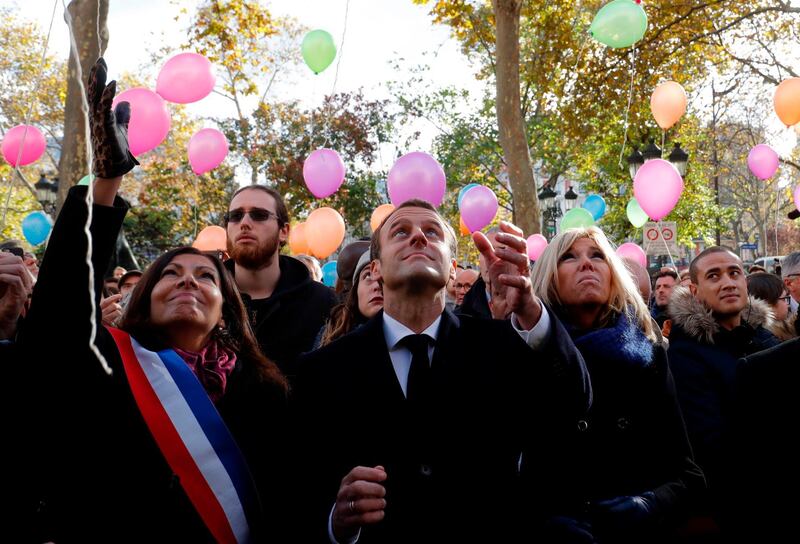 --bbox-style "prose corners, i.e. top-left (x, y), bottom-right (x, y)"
top-left (492, 0), bottom-right (540, 235)
top-left (57, 0), bottom-right (109, 212)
